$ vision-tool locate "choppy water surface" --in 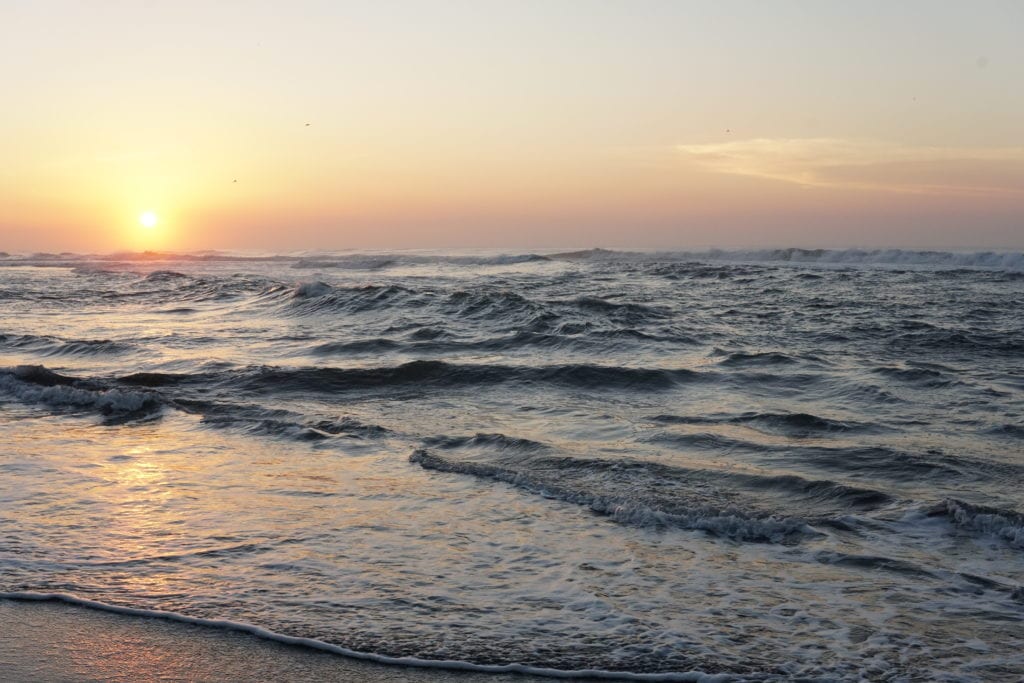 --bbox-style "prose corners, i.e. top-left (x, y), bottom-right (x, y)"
top-left (1, 248), bottom-right (1022, 680)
